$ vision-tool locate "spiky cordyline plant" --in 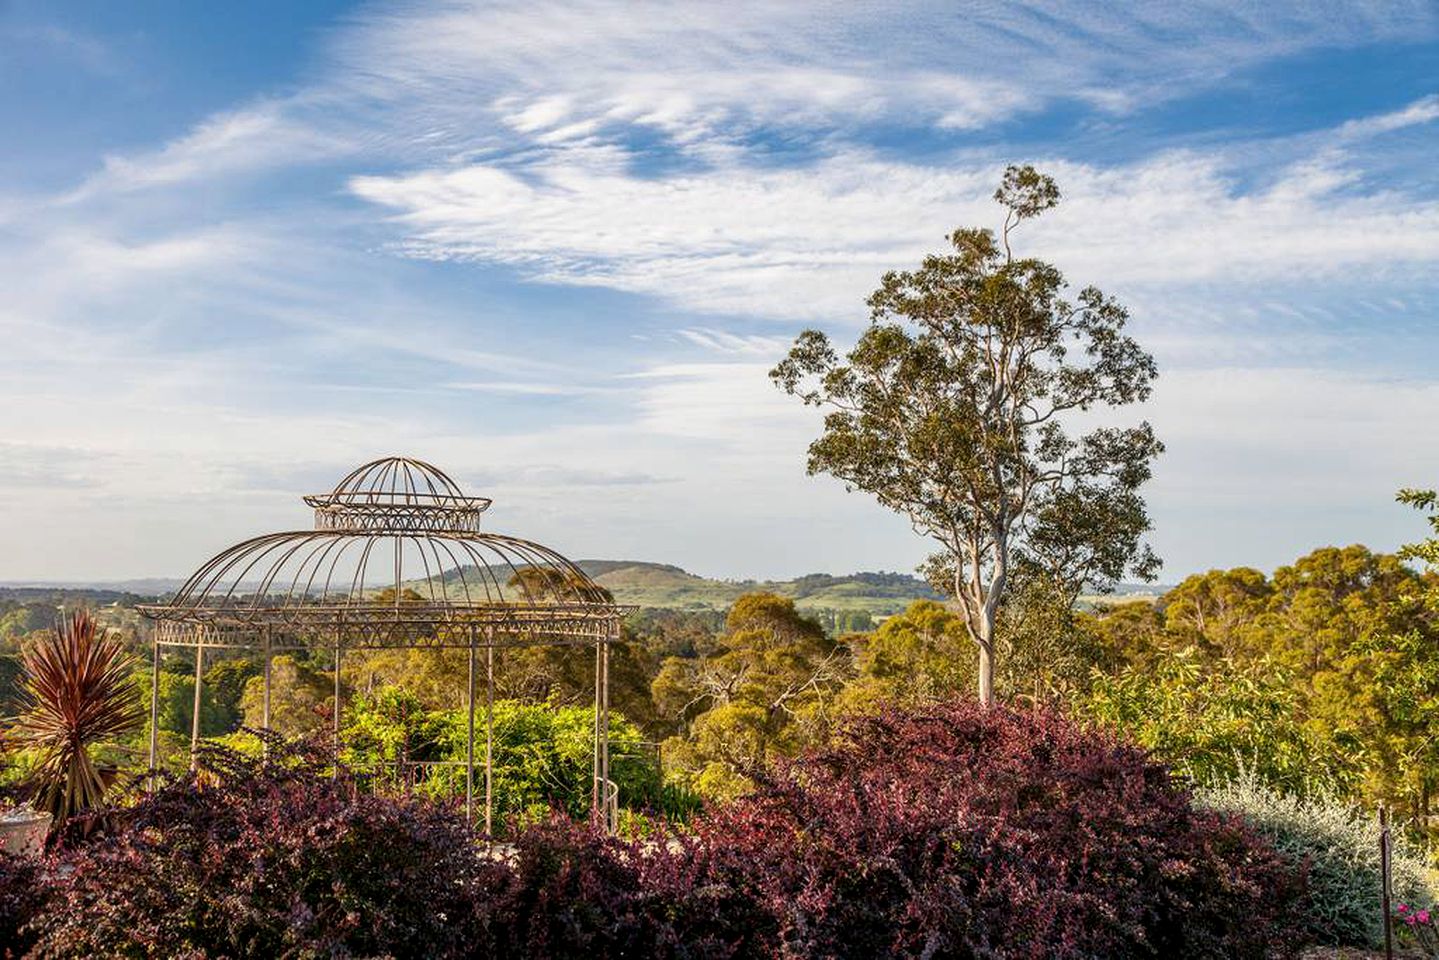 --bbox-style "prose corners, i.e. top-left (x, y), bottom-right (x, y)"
top-left (14, 609), bottom-right (144, 825)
